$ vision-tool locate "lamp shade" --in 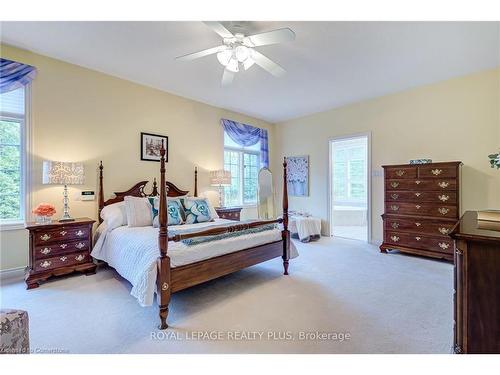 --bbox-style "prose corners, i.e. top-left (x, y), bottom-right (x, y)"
top-left (210, 169), bottom-right (231, 186)
top-left (42, 161), bottom-right (85, 185)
